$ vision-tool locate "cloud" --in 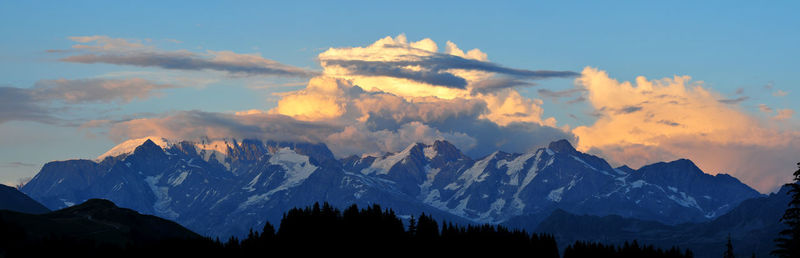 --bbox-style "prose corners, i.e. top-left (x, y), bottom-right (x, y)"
top-left (537, 88), bottom-right (586, 99)
top-left (774, 109), bottom-right (795, 120)
top-left (0, 87), bottom-right (60, 124)
top-left (773, 90), bottom-right (788, 97)
top-left (0, 162), bottom-right (37, 168)
top-left (318, 34), bottom-right (576, 94)
top-left (573, 67), bottom-right (800, 192)
top-left (33, 78), bottom-right (174, 103)
top-left (758, 104), bottom-right (773, 113)
top-left (0, 78), bottom-right (174, 125)
top-left (309, 35), bottom-right (569, 128)
top-left (56, 36), bottom-right (317, 78)
top-left (615, 105), bottom-right (643, 114)
top-left (718, 96), bottom-right (749, 105)
top-left (108, 111), bottom-right (340, 144)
